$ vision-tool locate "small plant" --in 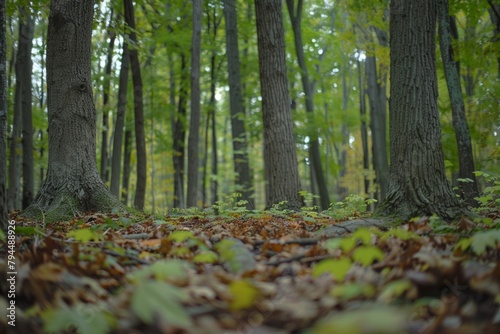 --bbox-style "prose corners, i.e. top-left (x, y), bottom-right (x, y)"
top-left (299, 190), bottom-right (320, 212)
top-left (211, 193), bottom-right (249, 215)
top-left (323, 195), bottom-right (376, 220)
top-left (473, 171), bottom-right (500, 209)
